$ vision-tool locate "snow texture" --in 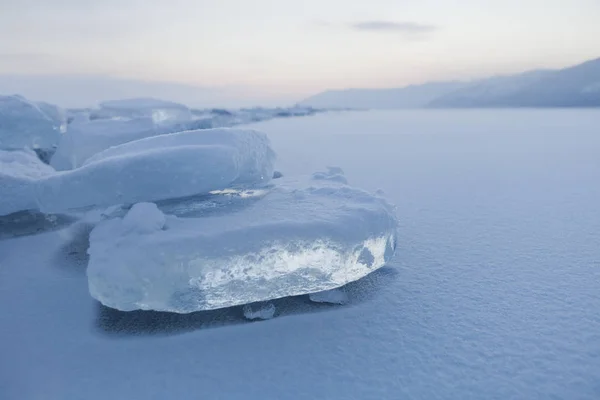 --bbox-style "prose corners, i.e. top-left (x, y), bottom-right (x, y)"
top-left (38, 128), bottom-right (275, 214)
top-left (86, 173), bottom-right (398, 313)
top-left (308, 288), bottom-right (349, 304)
top-left (0, 94), bottom-right (65, 152)
top-left (0, 149), bottom-right (55, 216)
